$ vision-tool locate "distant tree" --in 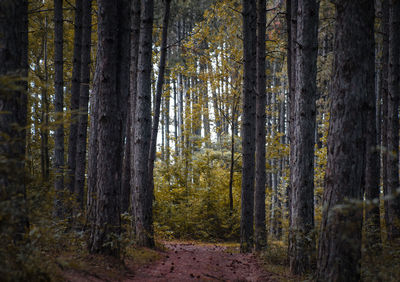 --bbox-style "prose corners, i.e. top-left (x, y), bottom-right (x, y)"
top-left (74, 0), bottom-right (92, 209)
top-left (289, 0), bottom-right (319, 274)
top-left (53, 0), bottom-right (65, 218)
top-left (0, 0), bottom-right (29, 241)
top-left (240, 0), bottom-right (257, 253)
top-left (149, 0), bottom-right (171, 202)
top-left (317, 0), bottom-right (374, 280)
top-left (67, 0), bottom-right (82, 196)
